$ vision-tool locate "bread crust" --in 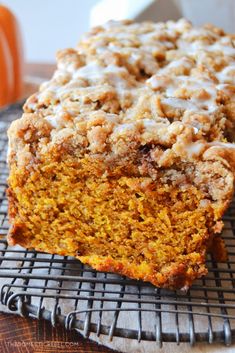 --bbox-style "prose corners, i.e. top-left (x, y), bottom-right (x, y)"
top-left (7, 19), bottom-right (235, 289)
